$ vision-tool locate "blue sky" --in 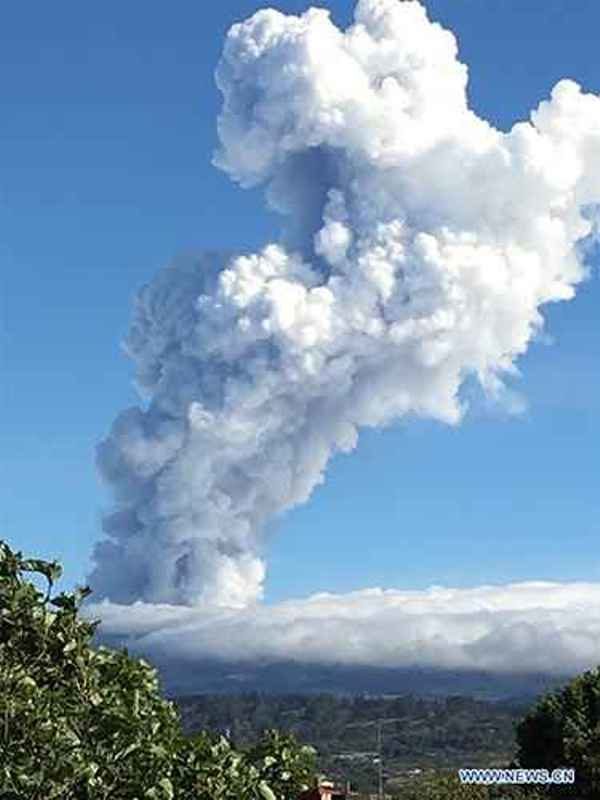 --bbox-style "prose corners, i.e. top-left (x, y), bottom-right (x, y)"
top-left (1, 0), bottom-right (598, 605)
